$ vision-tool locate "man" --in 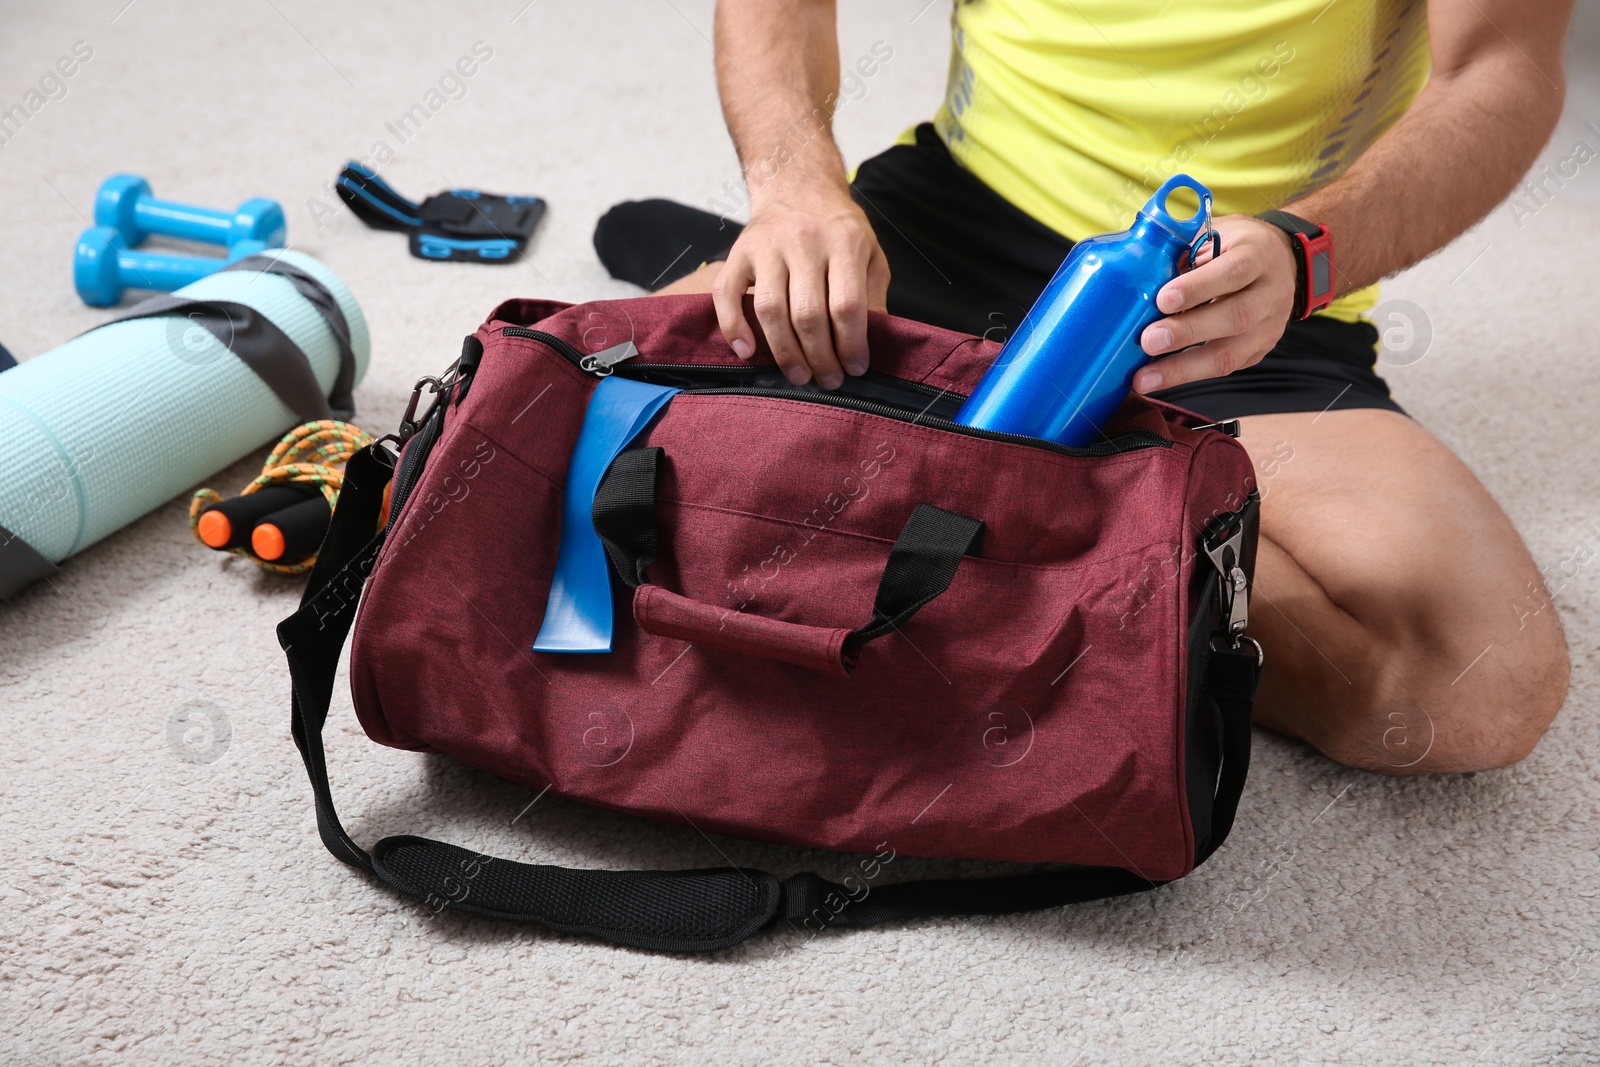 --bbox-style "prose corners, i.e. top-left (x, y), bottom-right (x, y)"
top-left (594, 0), bottom-right (1573, 773)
